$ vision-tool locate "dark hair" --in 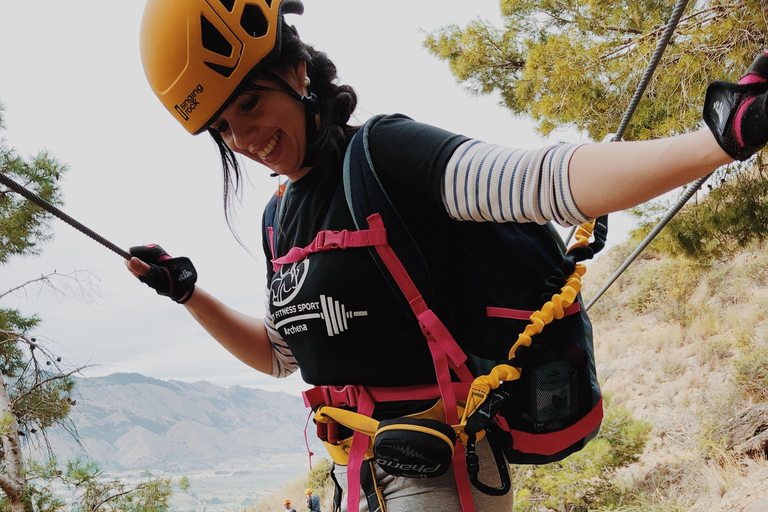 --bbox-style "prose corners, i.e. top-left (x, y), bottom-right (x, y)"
top-left (209, 22), bottom-right (359, 229)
